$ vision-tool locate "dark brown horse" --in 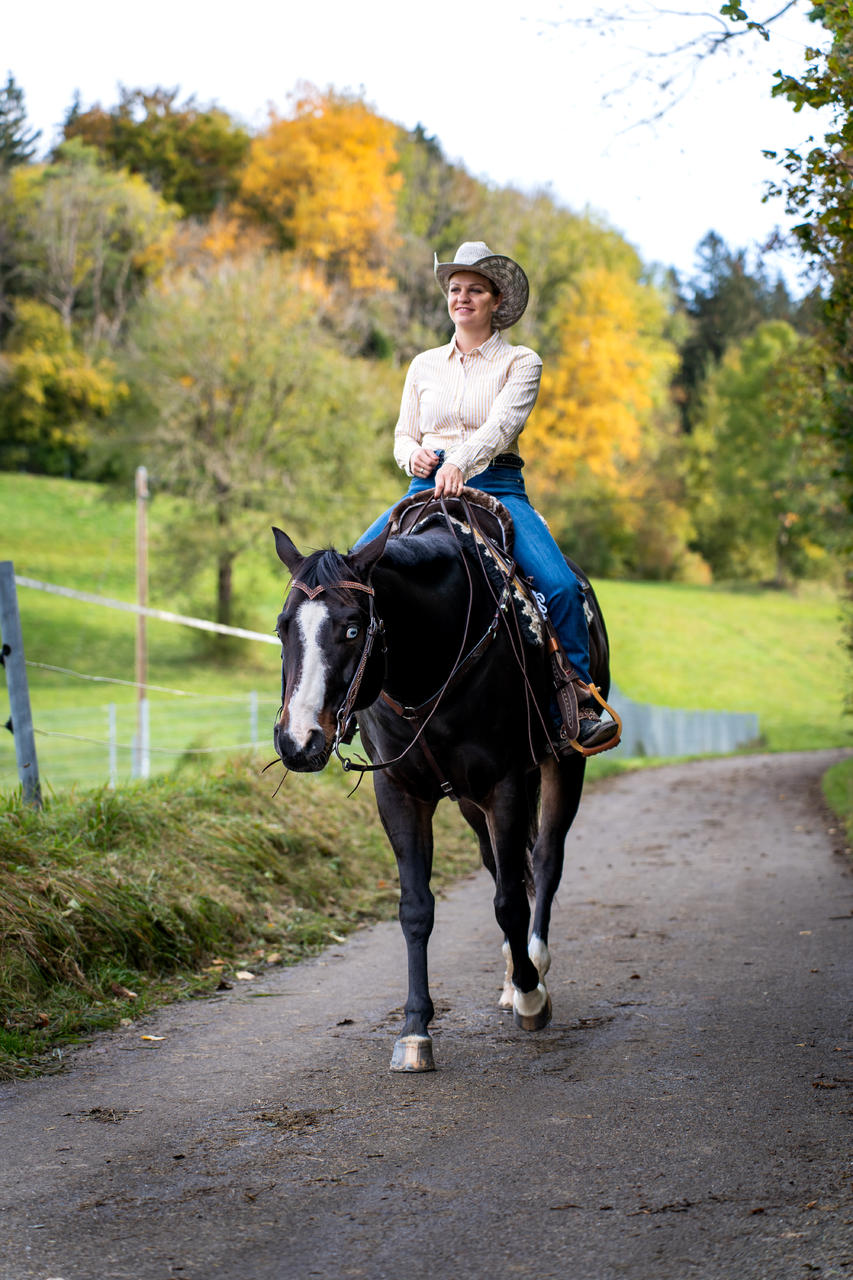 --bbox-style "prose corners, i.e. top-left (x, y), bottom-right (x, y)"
top-left (271, 496), bottom-right (612, 1071)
